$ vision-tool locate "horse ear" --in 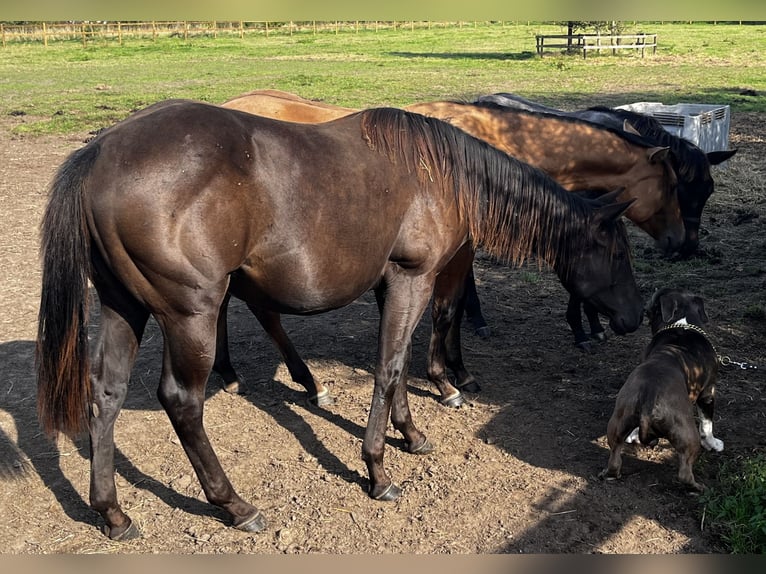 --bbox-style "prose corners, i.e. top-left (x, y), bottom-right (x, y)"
top-left (623, 119), bottom-right (642, 136)
top-left (648, 146), bottom-right (671, 163)
top-left (597, 187), bottom-right (627, 205)
top-left (594, 197), bottom-right (636, 224)
top-left (707, 149), bottom-right (737, 165)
